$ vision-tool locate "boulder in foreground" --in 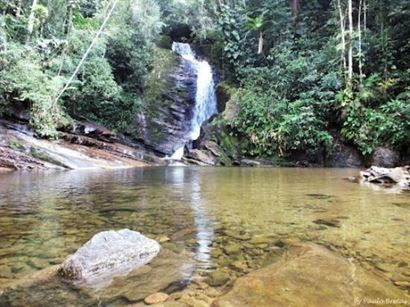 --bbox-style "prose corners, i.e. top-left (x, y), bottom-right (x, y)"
top-left (58, 229), bottom-right (160, 287)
